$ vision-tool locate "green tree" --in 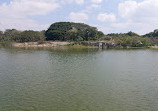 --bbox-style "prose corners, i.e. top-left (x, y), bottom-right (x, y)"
top-left (127, 31), bottom-right (139, 37)
top-left (143, 29), bottom-right (158, 37)
top-left (3, 29), bottom-right (21, 41)
top-left (46, 30), bottom-right (65, 41)
top-left (19, 30), bottom-right (45, 42)
top-left (45, 22), bottom-right (104, 41)
top-left (0, 30), bottom-right (3, 41)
